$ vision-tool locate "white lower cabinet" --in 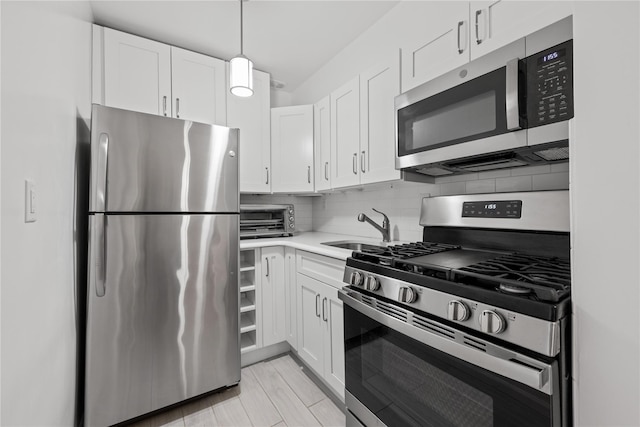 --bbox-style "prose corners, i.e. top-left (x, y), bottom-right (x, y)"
top-left (296, 251), bottom-right (345, 400)
top-left (261, 247), bottom-right (286, 347)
